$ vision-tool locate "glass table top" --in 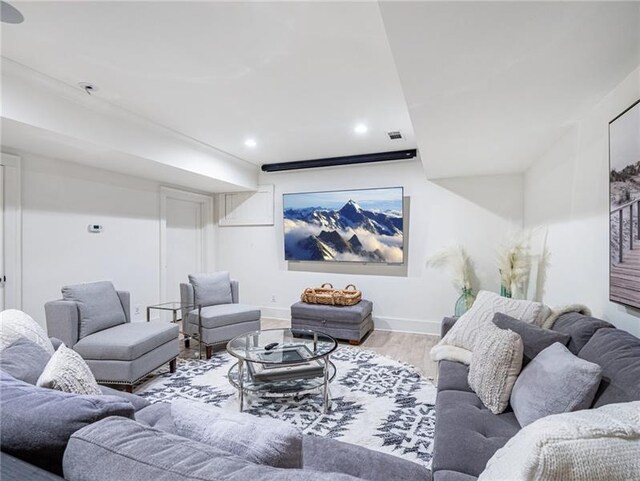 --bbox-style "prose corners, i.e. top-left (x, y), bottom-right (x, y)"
top-left (227, 328), bottom-right (337, 364)
top-left (147, 302), bottom-right (195, 311)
